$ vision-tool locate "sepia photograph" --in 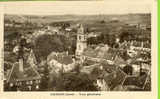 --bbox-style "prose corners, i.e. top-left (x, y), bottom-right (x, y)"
top-left (2, 2), bottom-right (152, 92)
